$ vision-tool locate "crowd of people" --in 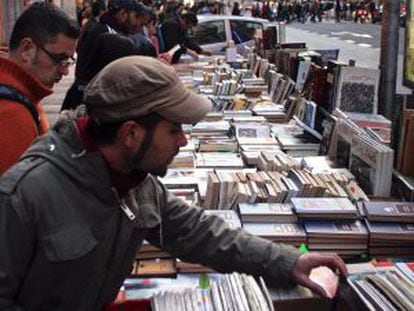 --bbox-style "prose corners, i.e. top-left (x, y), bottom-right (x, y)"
top-left (233, 0), bottom-right (381, 24)
top-left (0, 1), bottom-right (348, 310)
